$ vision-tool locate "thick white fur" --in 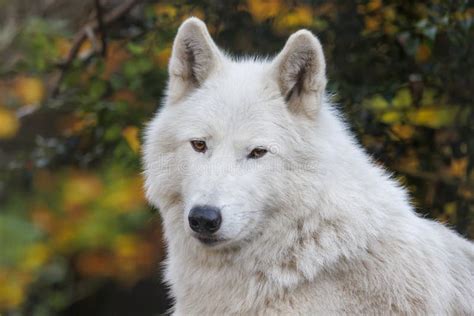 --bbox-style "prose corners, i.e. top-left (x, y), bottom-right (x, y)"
top-left (143, 18), bottom-right (474, 315)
